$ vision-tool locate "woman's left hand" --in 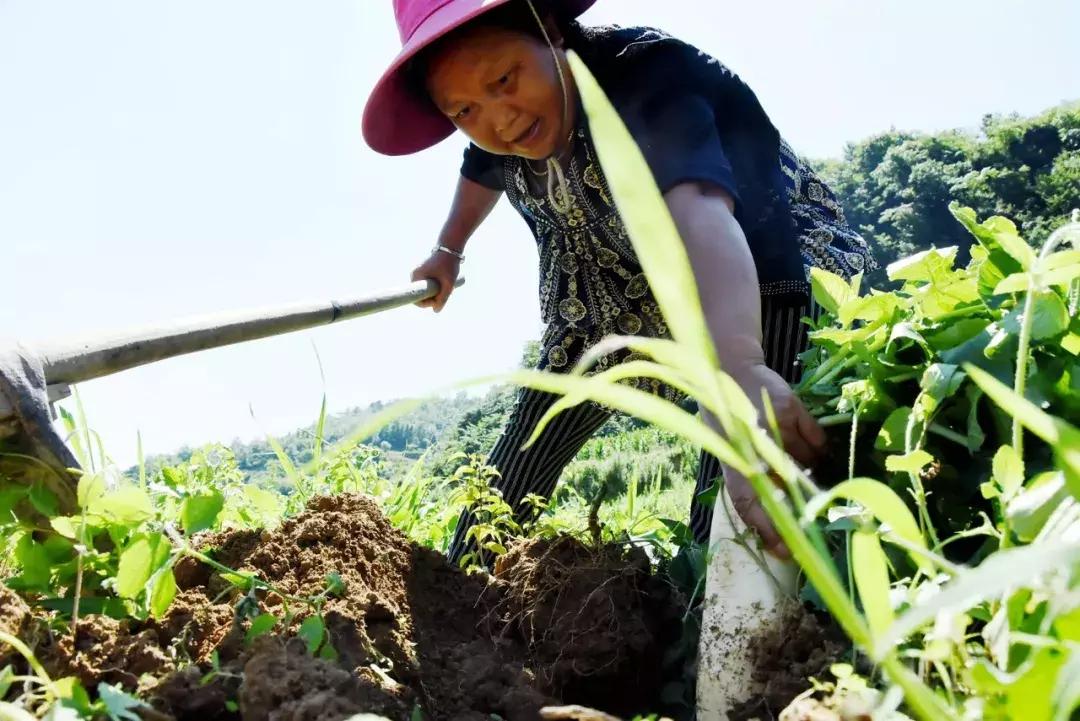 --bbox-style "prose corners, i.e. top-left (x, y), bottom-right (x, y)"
top-left (718, 363), bottom-right (828, 559)
top-left (732, 362), bottom-right (827, 469)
